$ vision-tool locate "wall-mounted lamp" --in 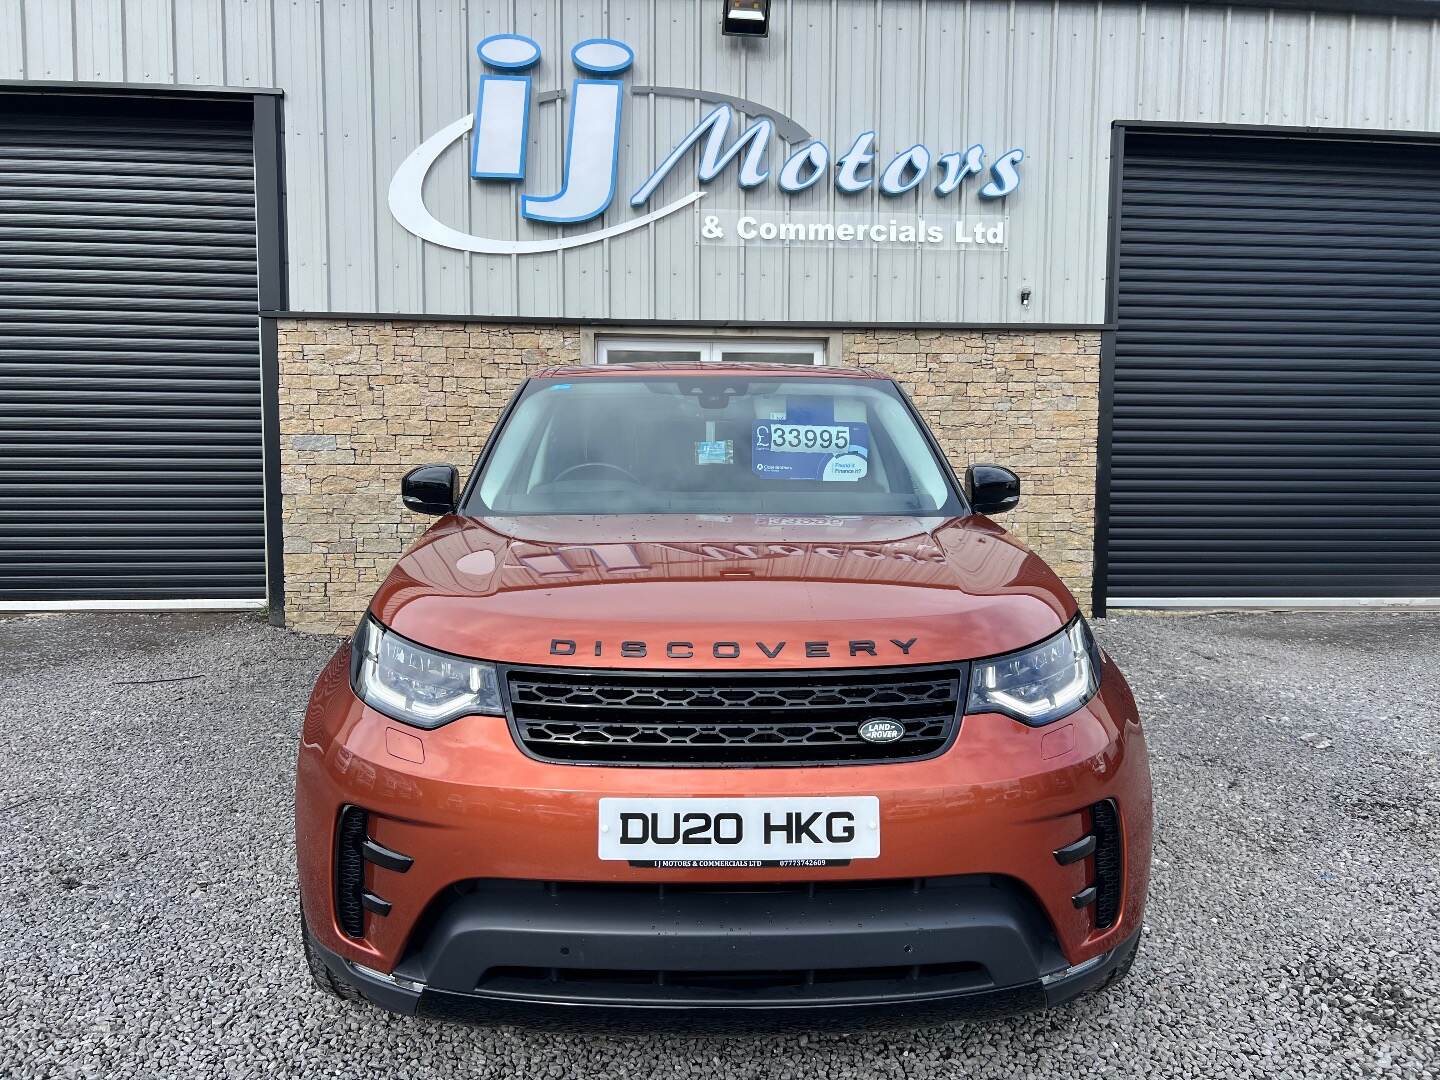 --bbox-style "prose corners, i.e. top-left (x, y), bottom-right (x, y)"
top-left (1019, 285), bottom-right (1033, 308)
top-left (722, 0), bottom-right (771, 37)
